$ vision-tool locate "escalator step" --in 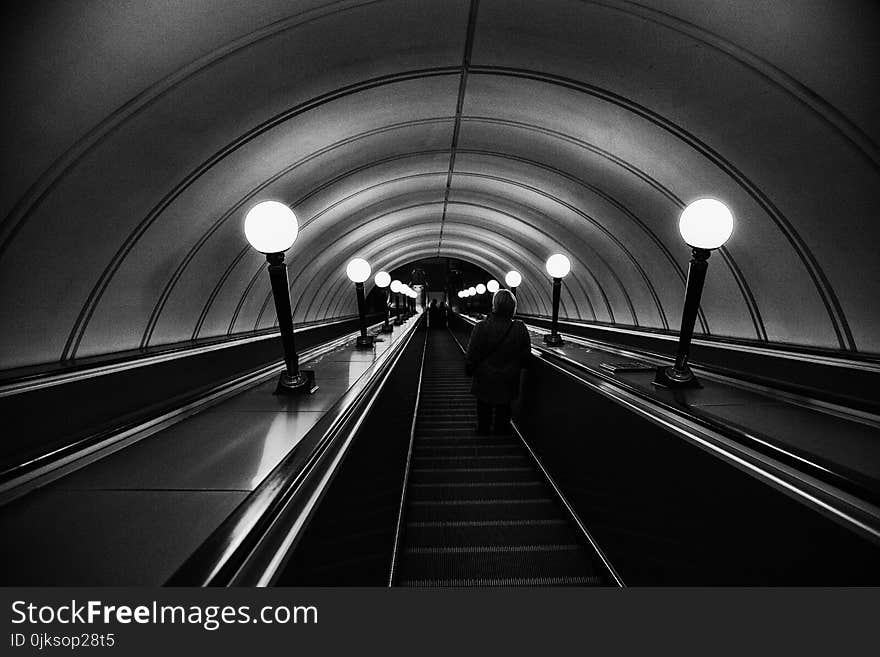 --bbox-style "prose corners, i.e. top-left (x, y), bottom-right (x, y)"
top-left (414, 444), bottom-right (521, 457)
top-left (405, 498), bottom-right (560, 522)
top-left (393, 328), bottom-right (607, 587)
top-left (410, 455), bottom-right (529, 468)
top-left (409, 467), bottom-right (537, 483)
top-left (408, 481), bottom-right (544, 501)
top-left (405, 518), bottom-right (581, 547)
top-left (399, 548), bottom-right (599, 583)
top-left (400, 575), bottom-right (602, 587)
